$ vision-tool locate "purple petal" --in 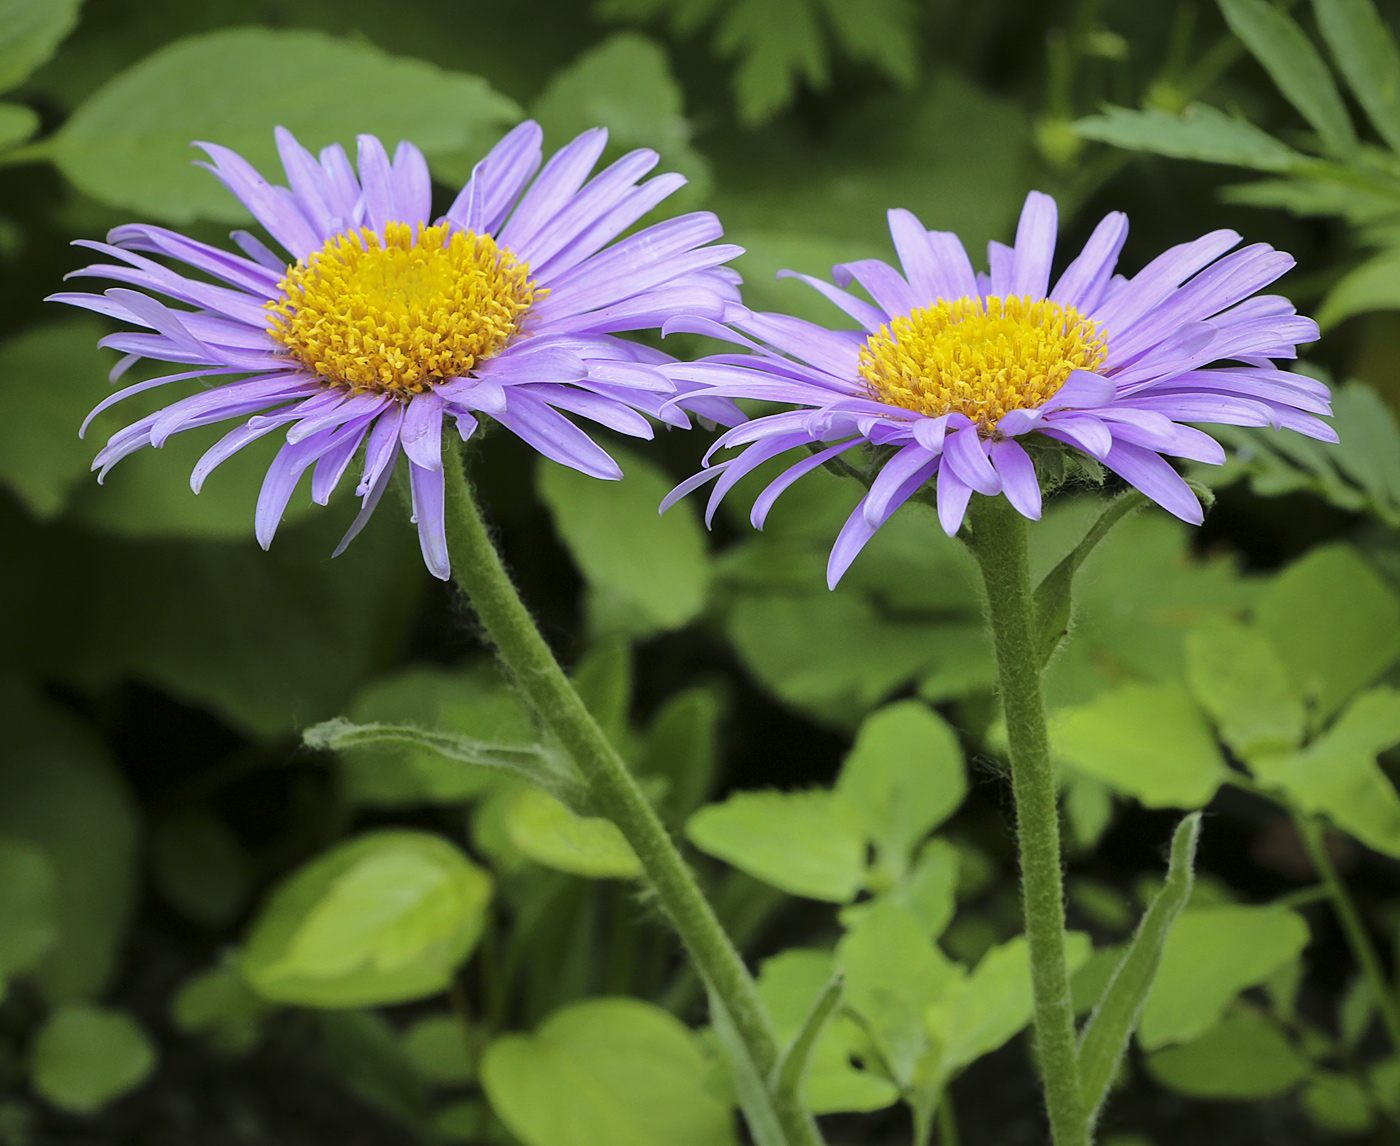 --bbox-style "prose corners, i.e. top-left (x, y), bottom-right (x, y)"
top-left (410, 458), bottom-right (450, 580)
top-left (1102, 441), bottom-right (1204, 524)
top-left (832, 258), bottom-right (920, 317)
top-left (392, 140), bottom-right (432, 227)
top-left (195, 142), bottom-right (320, 258)
top-left (400, 391), bottom-right (445, 471)
top-left (1050, 211), bottom-right (1128, 311)
top-left (936, 467), bottom-right (973, 536)
top-left (865, 442), bottom-right (937, 523)
top-left (942, 426), bottom-right (1001, 495)
top-left (1010, 191), bottom-right (1058, 299)
top-left (356, 135), bottom-right (398, 234)
top-left (446, 120), bottom-right (544, 235)
top-left (991, 438), bottom-right (1042, 520)
top-left (498, 127), bottom-right (609, 253)
top-left (776, 270), bottom-right (886, 331)
top-left (335, 442), bottom-right (399, 557)
top-left (750, 438), bottom-right (862, 528)
top-left (828, 453), bottom-right (941, 587)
